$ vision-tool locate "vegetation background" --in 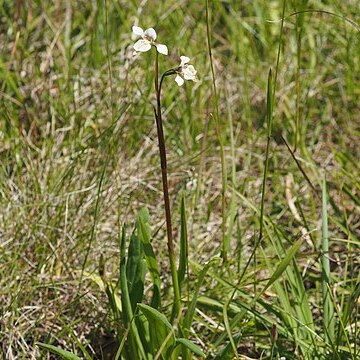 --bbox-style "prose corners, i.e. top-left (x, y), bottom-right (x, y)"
top-left (0, 0), bottom-right (359, 359)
